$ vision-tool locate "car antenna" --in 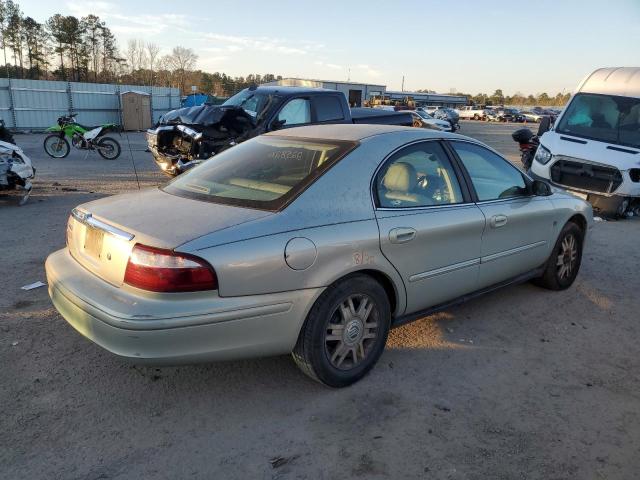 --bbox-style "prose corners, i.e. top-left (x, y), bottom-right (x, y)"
top-left (124, 127), bottom-right (141, 190)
